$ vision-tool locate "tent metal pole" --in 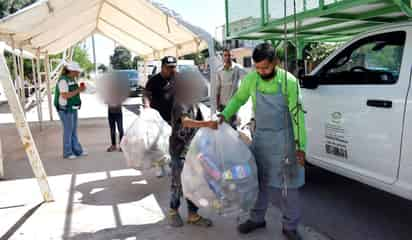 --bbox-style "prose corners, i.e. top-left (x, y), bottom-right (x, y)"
top-left (44, 52), bottom-right (53, 121)
top-left (0, 137), bottom-right (3, 178)
top-left (92, 34), bottom-right (98, 76)
top-left (32, 58), bottom-right (42, 125)
top-left (205, 37), bottom-right (217, 117)
top-left (69, 46), bottom-right (74, 61)
top-left (18, 54), bottom-right (24, 102)
top-left (15, 53), bottom-right (22, 99)
top-left (11, 38), bottom-right (20, 99)
top-left (36, 49), bottom-right (43, 129)
top-left (143, 58), bottom-right (148, 85)
top-left (20, 48), bottom-right (26, 112)
top-left (0, 45), bottom-right (54, 202)
top-left (12, 54), bottom-right (19, 94)
top-left (16, 50), bottom-right (23, 103)
top-left (63, 49), bottom-right (67, 61)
